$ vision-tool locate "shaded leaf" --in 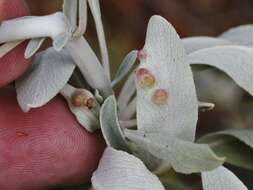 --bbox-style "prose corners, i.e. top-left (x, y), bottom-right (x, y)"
top-left (125, 130), bottom-right (225, 174)
top-left (74, 0), bottom-right (88, 37)
top-left (91, 147), bottom-right (165, 190)
top-left (201, 166), bottom-right (248, 190)
top-left (25, 38), bottom-right (45, 58)
top-left (16, 48), bottom-right (75, 112)
top-left (87, 0), bottom-right (110, 80)
top-left (182, 37), bottom-right (231, 54)
top-left (136, 15), bottom-right (198, 142)
top-left (100, 96), bottom-right (129, 151)
top-left (188, 46), bottom-right (253, 96)
top-left (117, 73), bottom-right (135, 113)
top-left (63, 0), bottom-right (78, 29)
top-left (219, 25), bottom-right (253, 46)
top-left (66, 37), bottom-right (112, 97)
top-left (112, 50), bottom-right (137, 87)
top-left (198, 129), bottom-right (253, 170)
